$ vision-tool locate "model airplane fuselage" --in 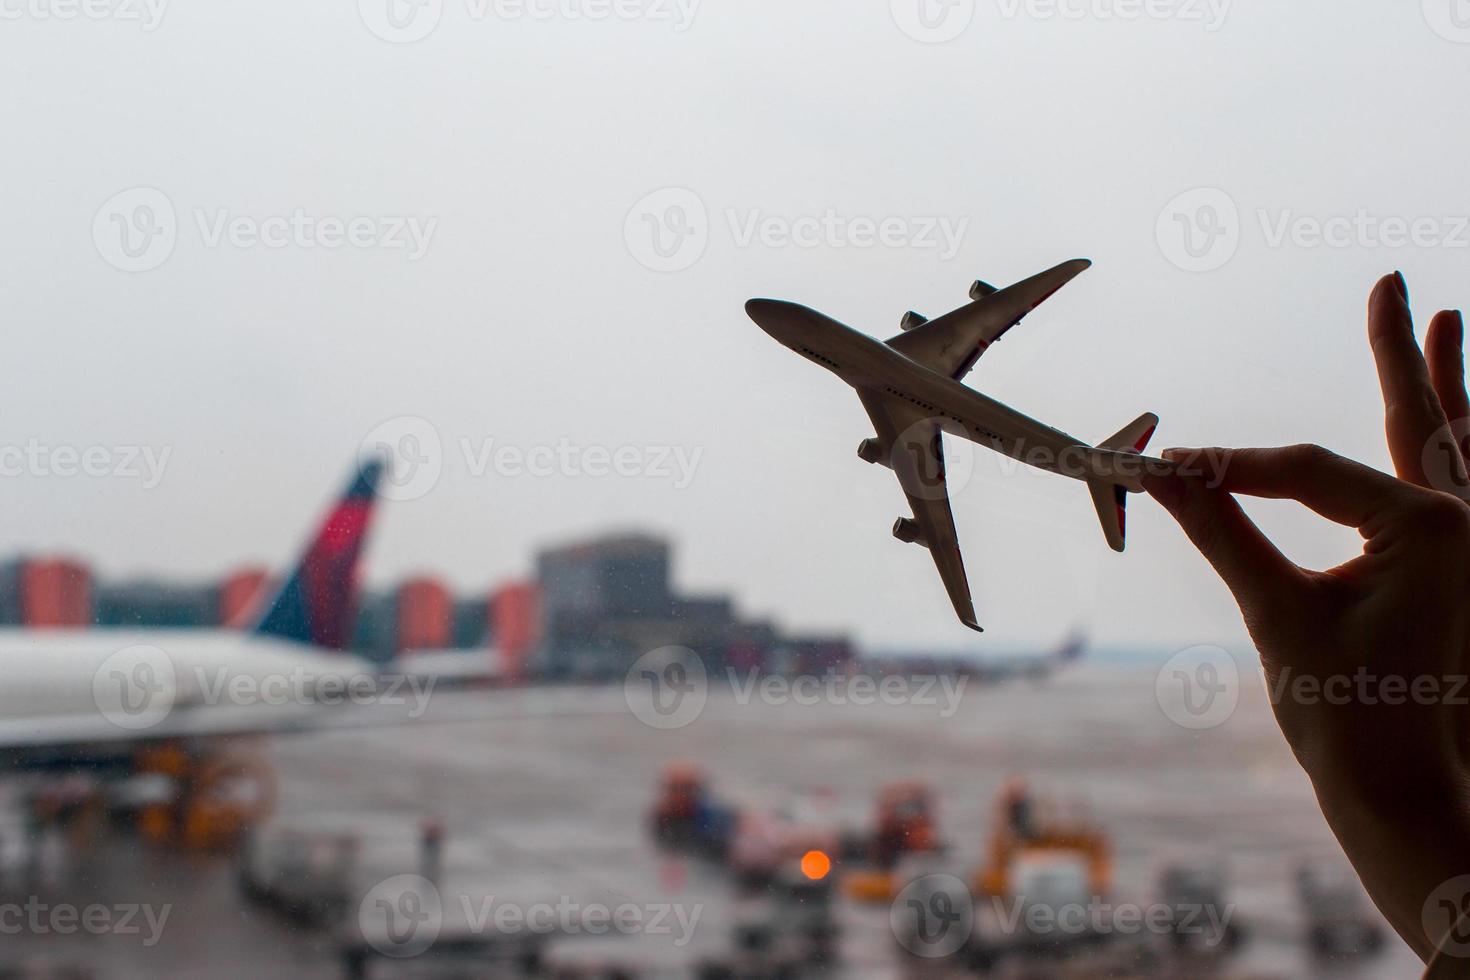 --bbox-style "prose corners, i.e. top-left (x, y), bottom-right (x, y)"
top-left (746, 259), bottom-right (1164, 632)
top-left (747, 298), bottom-right (1142, 487)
